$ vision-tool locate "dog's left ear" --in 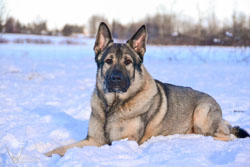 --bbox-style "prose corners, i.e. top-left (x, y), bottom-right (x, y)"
top-left (94, 22), bottom-right (113, 55)
top-left (127, 25), bottom-right (147, 57)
